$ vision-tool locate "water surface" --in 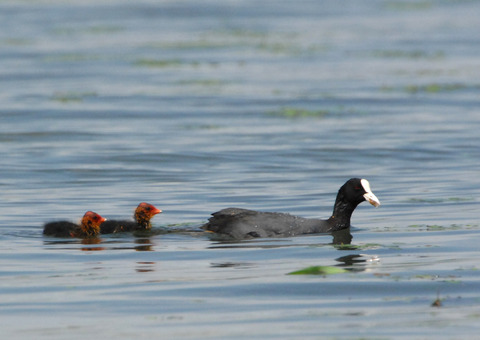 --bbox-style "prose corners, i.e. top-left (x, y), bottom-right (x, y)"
top-left (1, 0), bottom-right (480, 339)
